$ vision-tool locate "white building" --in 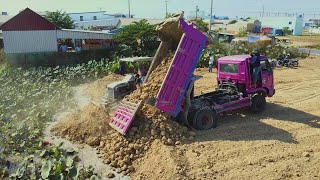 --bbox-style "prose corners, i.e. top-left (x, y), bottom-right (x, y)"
top-left (0, 8), bottom-right (113, 54)
top-left (68, 11), bottom-right (115, 22)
